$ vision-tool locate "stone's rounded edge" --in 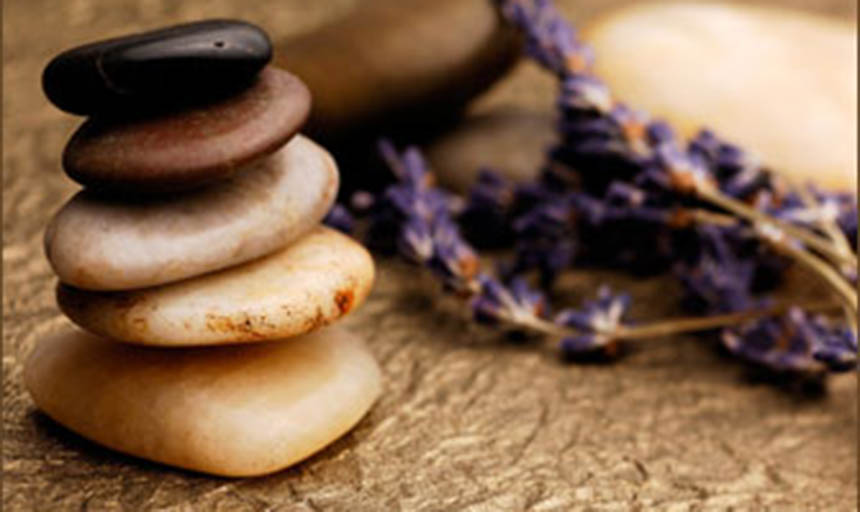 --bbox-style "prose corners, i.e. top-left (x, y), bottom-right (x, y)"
top-left (42, 19), bottom-right (274, 116)
top-left (61, 67), bottom-right (312, 193)
top-left (234, 328), bottom-right (383, 477)
top-left (23, 324), bottom-right (382, 477)
top-left (55, 226), bottom-right (376, 347)
top-left (582, 2), bottom-right (857, 191)
top-left (45, 134), bottom-right (336, 292)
